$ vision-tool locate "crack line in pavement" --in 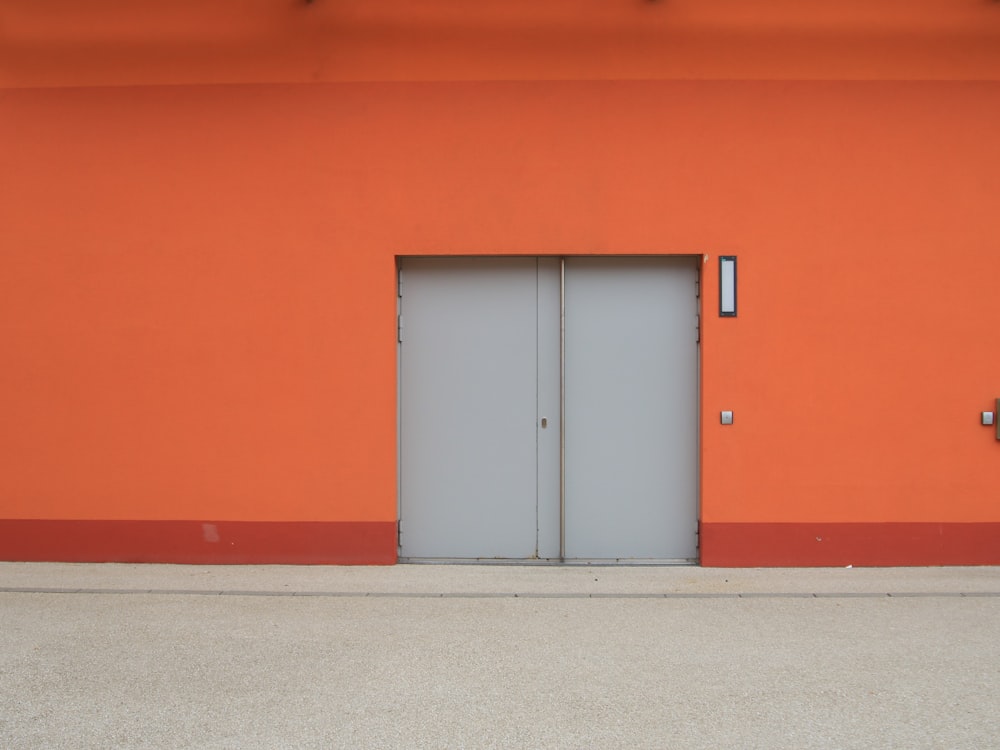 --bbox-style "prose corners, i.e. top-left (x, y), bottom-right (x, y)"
top-left (0, 587), bottom-right (997, 599)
